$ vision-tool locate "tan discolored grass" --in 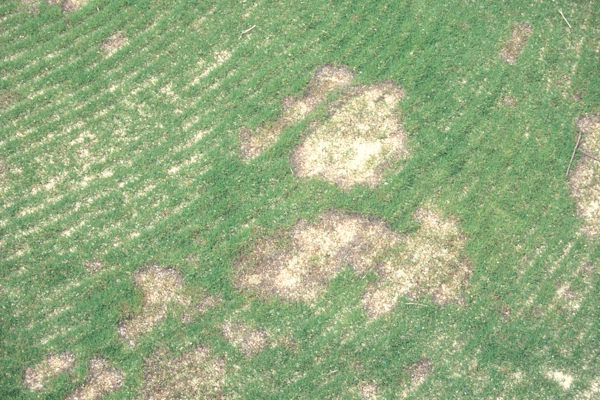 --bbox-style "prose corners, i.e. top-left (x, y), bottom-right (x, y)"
top-left (84, 259), bottom-right (104, 274)
top-left (359, 382), bottom-right (380, 399)
top-left (499, 23), bottom-right (532, 64)
top-left (235, 212), bottom-right (401, 302)
top-left (236, 209), bottom-right (470, 317)
top-left (141, 346), bottom-right (225, 400)
top-left (117, 265), bottom-right (189, 346)
top-left (100, 31), bottom-right (127, 56)
top-left (407, 358), bottom-right (432, 386)
top-left (65, 357), bottom-right (122, 400)
top-left (362, 208), bottom-right (470, 317)
top-left (221, 320), bottom-right (268, 356)
top-left (23, 352), bottom-right (75, 391)
top-left (501, 95), bottom-right (516, 107)
top-left (569, 113), bottom-right (600, 236)
top-left (60, 0), bottom-right (86, 12)
top-left (240, 64), bottom-right (354, 160)
top-left (545, 370), bottom-right (573, 390)
top-left (291, 82), bottom-right (407, 189)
